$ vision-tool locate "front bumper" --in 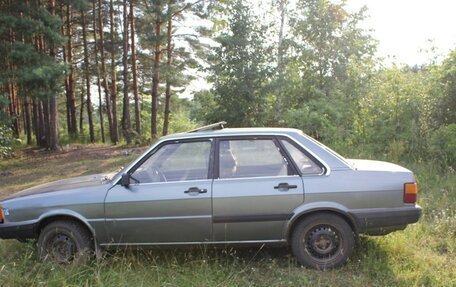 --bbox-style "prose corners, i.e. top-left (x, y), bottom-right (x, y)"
top-left (350, 205), bottom-right (422, 235)
top-left (0, 222), bottom-right (37, 240)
